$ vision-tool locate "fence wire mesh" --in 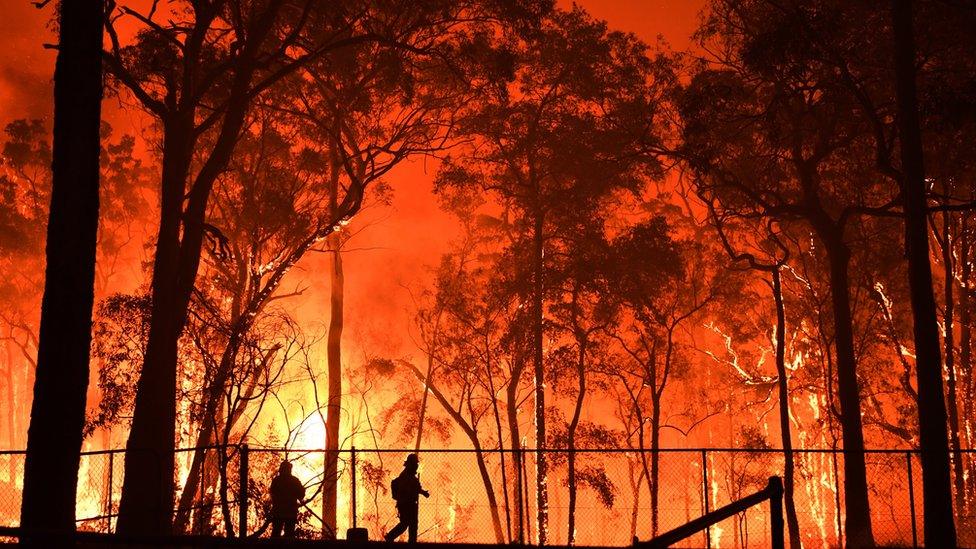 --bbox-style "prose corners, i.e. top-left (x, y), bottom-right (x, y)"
top-left (1, 447), bottom-right (974, 547)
